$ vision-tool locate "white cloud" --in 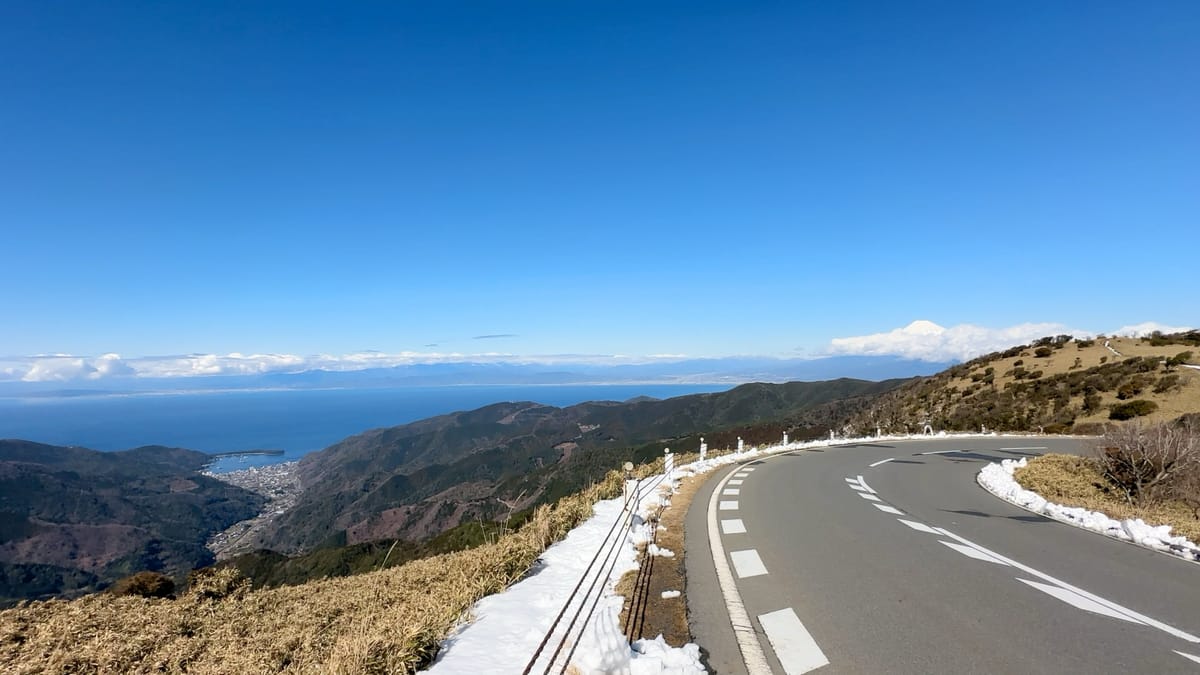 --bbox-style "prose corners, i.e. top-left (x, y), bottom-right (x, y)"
top-left (827, 320), bottom-right (1087, 362)
top-left (0, 350), bottom-right (690, 383)
top-left (1110, 322), bottom-right (1194, 338)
